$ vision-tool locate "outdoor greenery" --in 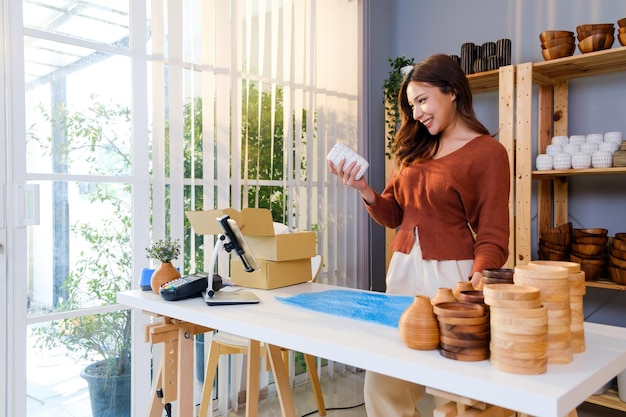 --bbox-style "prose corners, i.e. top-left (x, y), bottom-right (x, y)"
top-left (383, 56), bottom-right (414, 159)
